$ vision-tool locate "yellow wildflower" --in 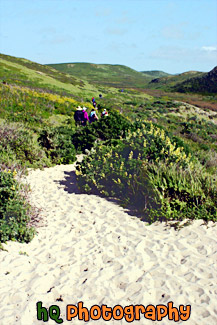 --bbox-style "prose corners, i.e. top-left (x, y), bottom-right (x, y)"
top-left (128, 151), bottom-right (133, 160)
